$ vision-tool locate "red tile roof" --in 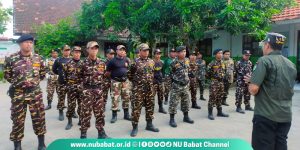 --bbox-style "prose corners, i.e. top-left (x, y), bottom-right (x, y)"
top-left (13, 0), bottom-right (85, 35)
top-left (272, 0), bottom-right (300, 21)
